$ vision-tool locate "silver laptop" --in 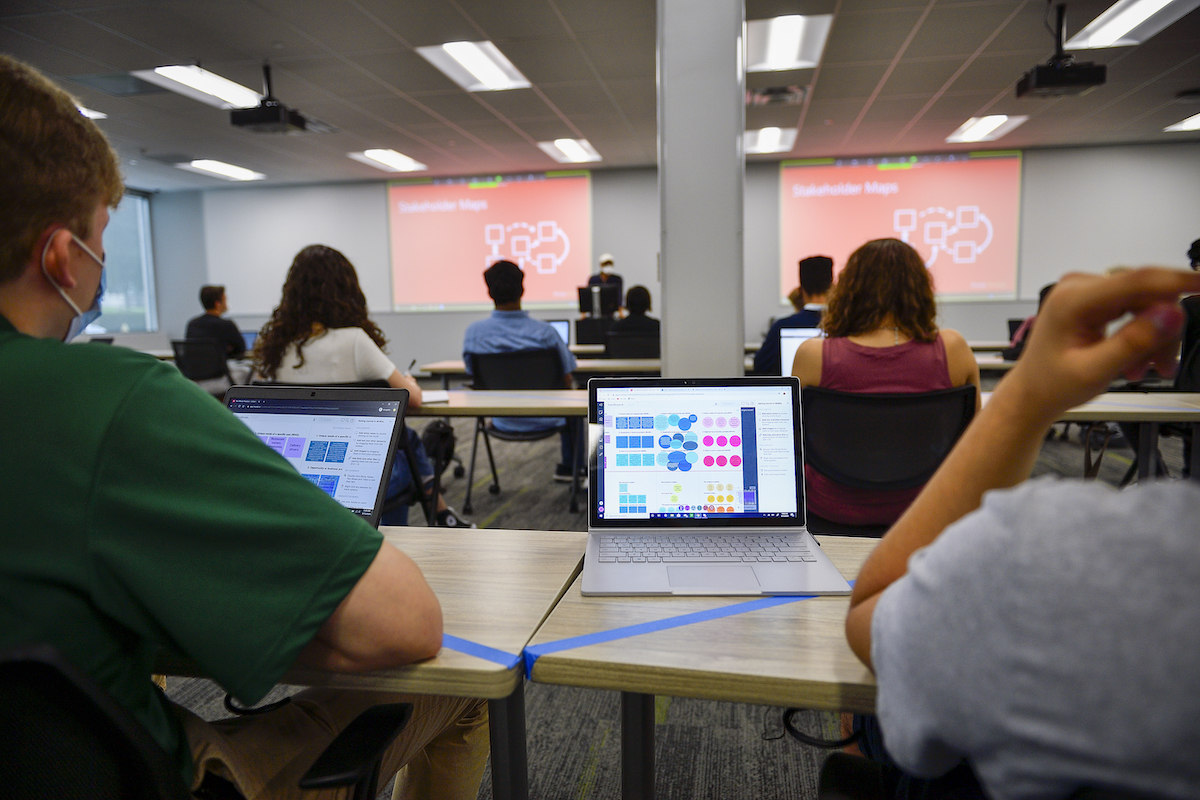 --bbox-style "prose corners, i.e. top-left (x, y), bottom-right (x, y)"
top-left (225, 385), bottom-right (408, 528)
top-left (778, 327), bottom-right (823, 376)
top-left (582, 376), bottom-right (852, 596)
